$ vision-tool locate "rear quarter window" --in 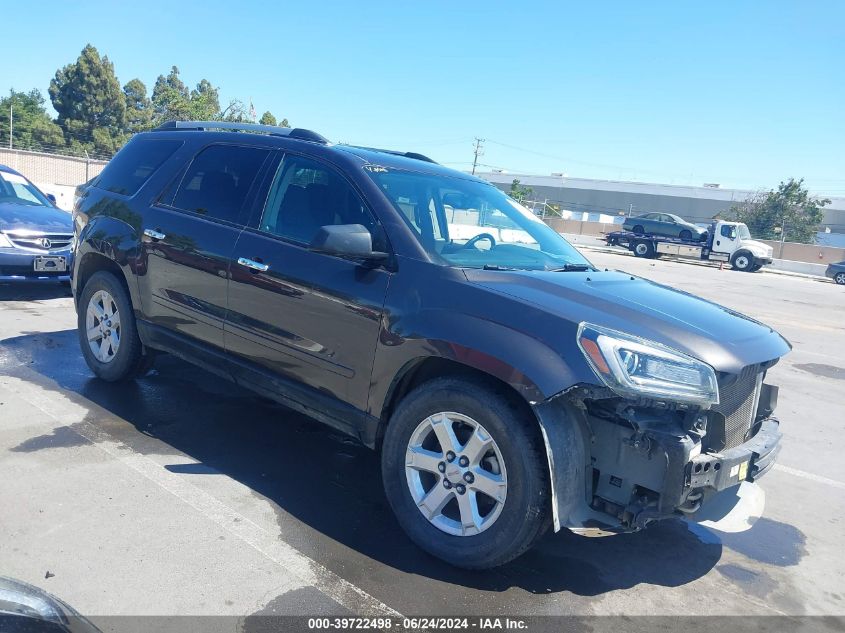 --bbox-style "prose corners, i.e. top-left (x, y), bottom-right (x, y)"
top-left (96, 138), bottom-right (183, 196)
